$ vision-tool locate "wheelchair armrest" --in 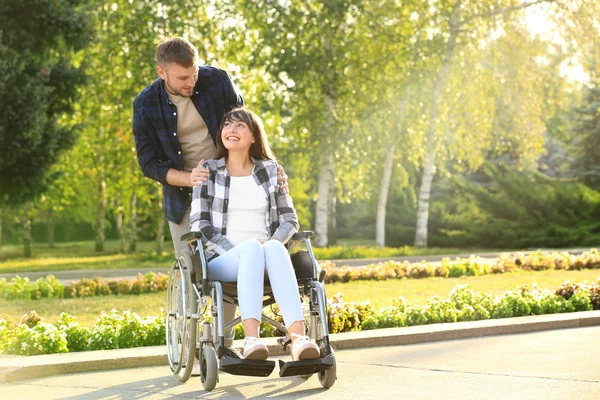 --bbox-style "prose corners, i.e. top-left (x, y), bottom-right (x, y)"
top-left (292, 231), bottom-right (314, 240)
top-left (181, 231), bottom-right (203, 242)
